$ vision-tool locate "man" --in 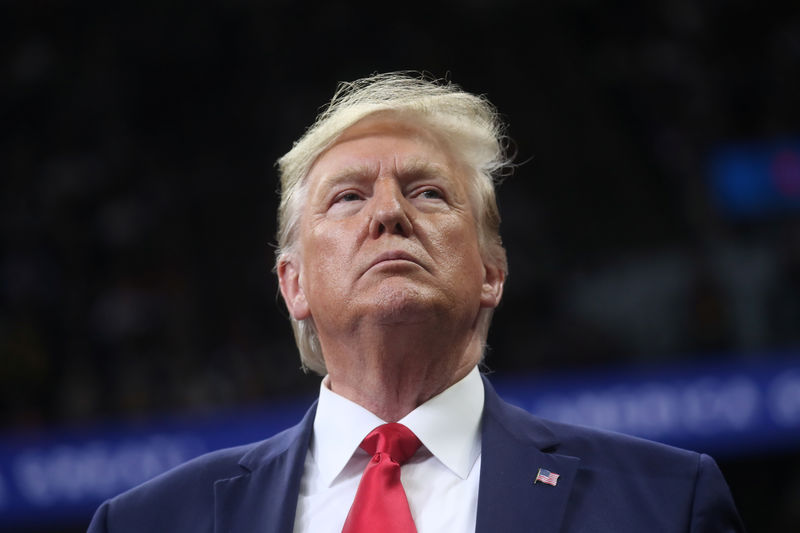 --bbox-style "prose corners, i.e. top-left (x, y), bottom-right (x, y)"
top-left (88, 73), bottom-right (745, 532)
